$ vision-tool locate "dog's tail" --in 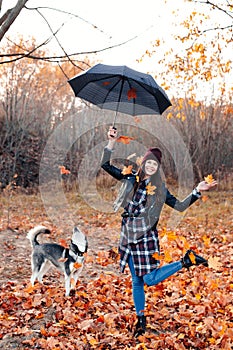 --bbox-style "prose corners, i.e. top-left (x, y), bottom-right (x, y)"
top-left (27, 225), bottom-right (51, 248)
